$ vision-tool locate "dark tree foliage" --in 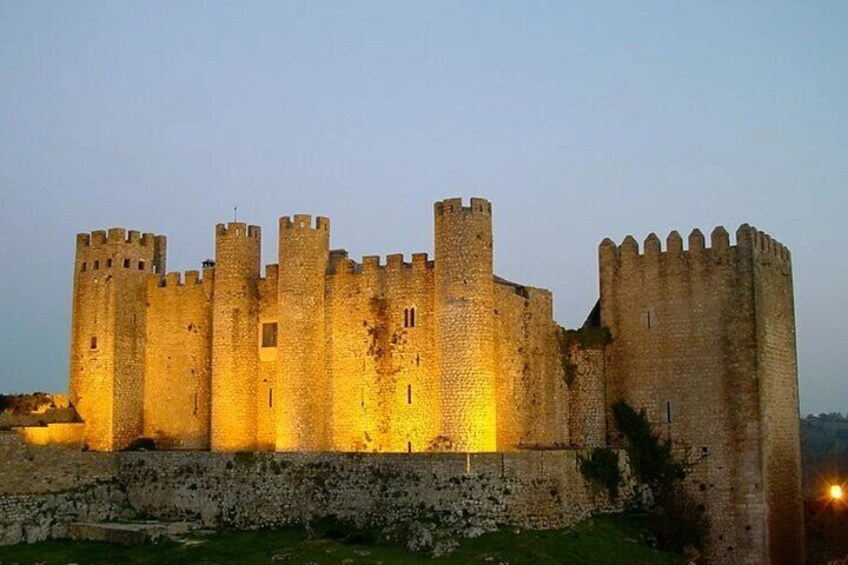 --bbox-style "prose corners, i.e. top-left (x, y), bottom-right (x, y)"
top-left (578, 447), bottom-right (621, 499)
top-left (612, 400), bottom-right (705, 552)
top-left (121, 437), bottom-right (157, 451)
